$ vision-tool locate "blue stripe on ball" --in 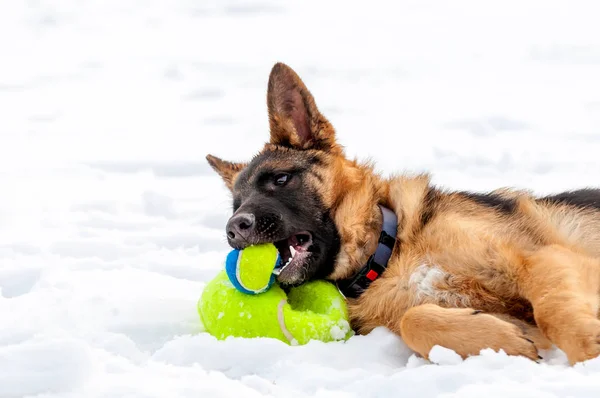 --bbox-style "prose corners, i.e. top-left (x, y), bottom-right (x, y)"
top-left (224, 249), bottom-right (281, 295)
top-left (224, 249), bottom-right (253, 294)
